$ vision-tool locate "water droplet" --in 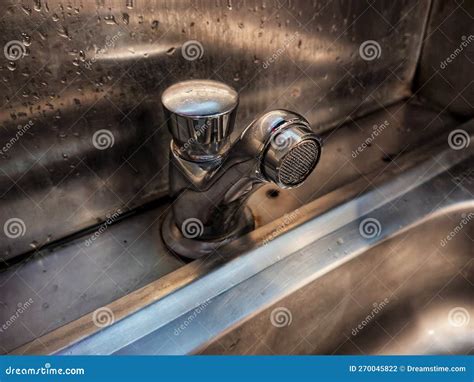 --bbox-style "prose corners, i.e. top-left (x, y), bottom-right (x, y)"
top-left (151, 20), bottom-right (159, 29)
top-left (7, 62), bottom-right (16, 71)
top-left (21, 5), bottom-right (32, 15)
top-left (34, 0), bottom-right (42, 12)
top-left (57, 26), bottom-right (71, 39)
top-left (166, 47), bottom-right (176, 56)
top-left (126, 0), bottom-right (134, 9)
top-left (104, 15), bottom-right (118, 25)
top-left (122, 13), bottom-right (129, 25)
